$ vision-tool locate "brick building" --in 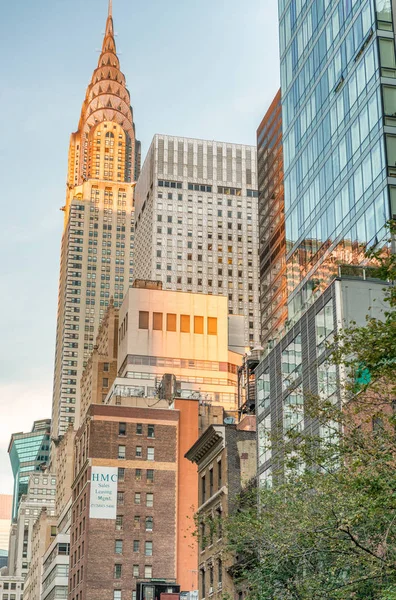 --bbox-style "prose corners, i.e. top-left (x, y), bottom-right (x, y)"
top-left (185, 419), bottom-right (256, 600)
top-left (69, 398), bottom-right (200, 600)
